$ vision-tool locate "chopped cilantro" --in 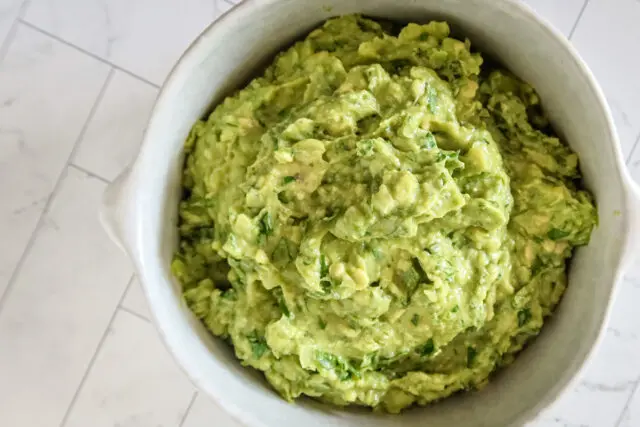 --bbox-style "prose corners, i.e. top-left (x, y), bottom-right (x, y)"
top-left (320, 255), bottom-right (329, 278)
top-left (248, 333), bottom-right (268, 359)
top-left (316, 351), bottom-right (360, 381)
top-left (467, 346), bottom-right (477, 368)
top-left (273, 288), bottom-right (290, 317)
top-left (531, 256), bottom-right (544, 277)
top-left (422, 132), bottom-right (437, 149)
top-left (417, 338), bottom-right (435, 356)
top-left (318, 318), bottom-right (327, 329)
top-left (517, 308), bottom-right (532, 327)
top-left (547, 228), bottom-right (570, 240)
top-left (411, 314), bottom-right (420, 326)
top-left (258, 212), bottom-right (273, 236)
